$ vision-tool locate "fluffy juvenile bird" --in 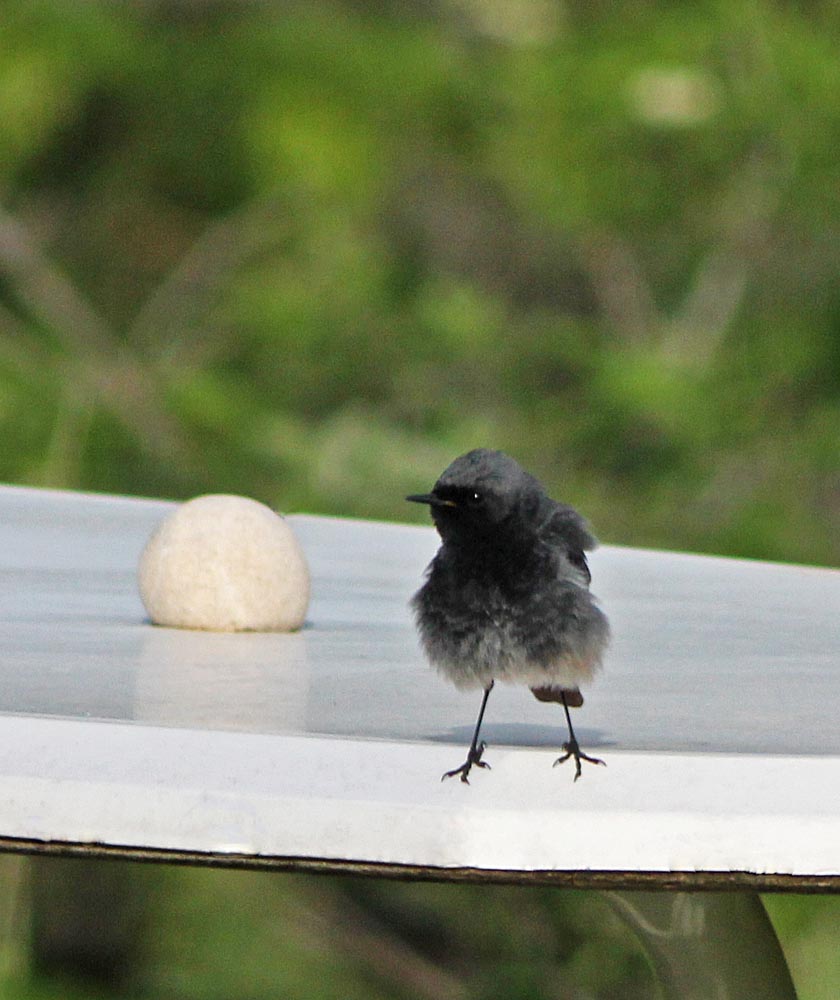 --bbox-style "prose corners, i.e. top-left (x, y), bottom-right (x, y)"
top-left (407, 449), bottom-right (609, 783)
